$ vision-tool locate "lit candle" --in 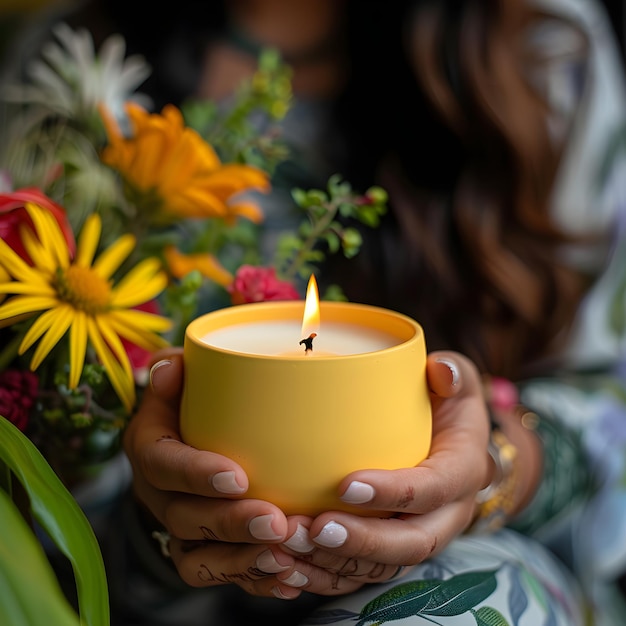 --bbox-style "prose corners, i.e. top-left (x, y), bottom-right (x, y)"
top-left (201, 276), bottom-right (397, 356)
top-left (181, 280), bottom-right (432, 516)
